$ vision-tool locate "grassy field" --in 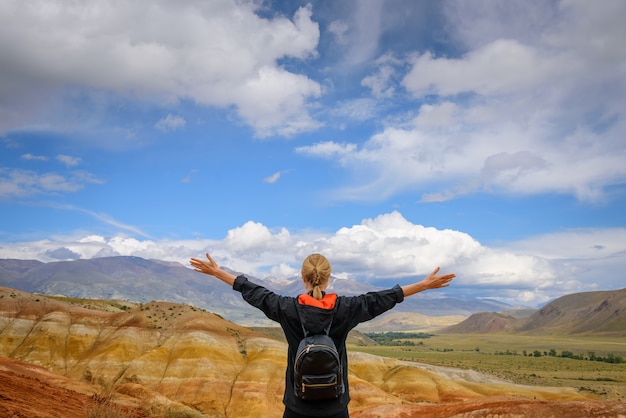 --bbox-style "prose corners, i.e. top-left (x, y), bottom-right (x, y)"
top-left (350, 333), bottom-right (626, 400)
